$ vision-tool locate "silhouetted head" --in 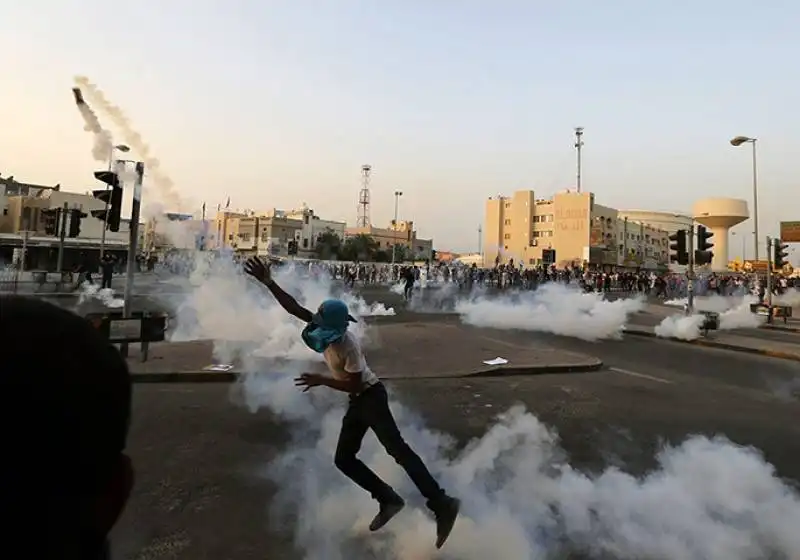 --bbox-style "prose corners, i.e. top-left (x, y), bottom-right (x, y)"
top-left (0, 296), bottom-right (133, 558)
